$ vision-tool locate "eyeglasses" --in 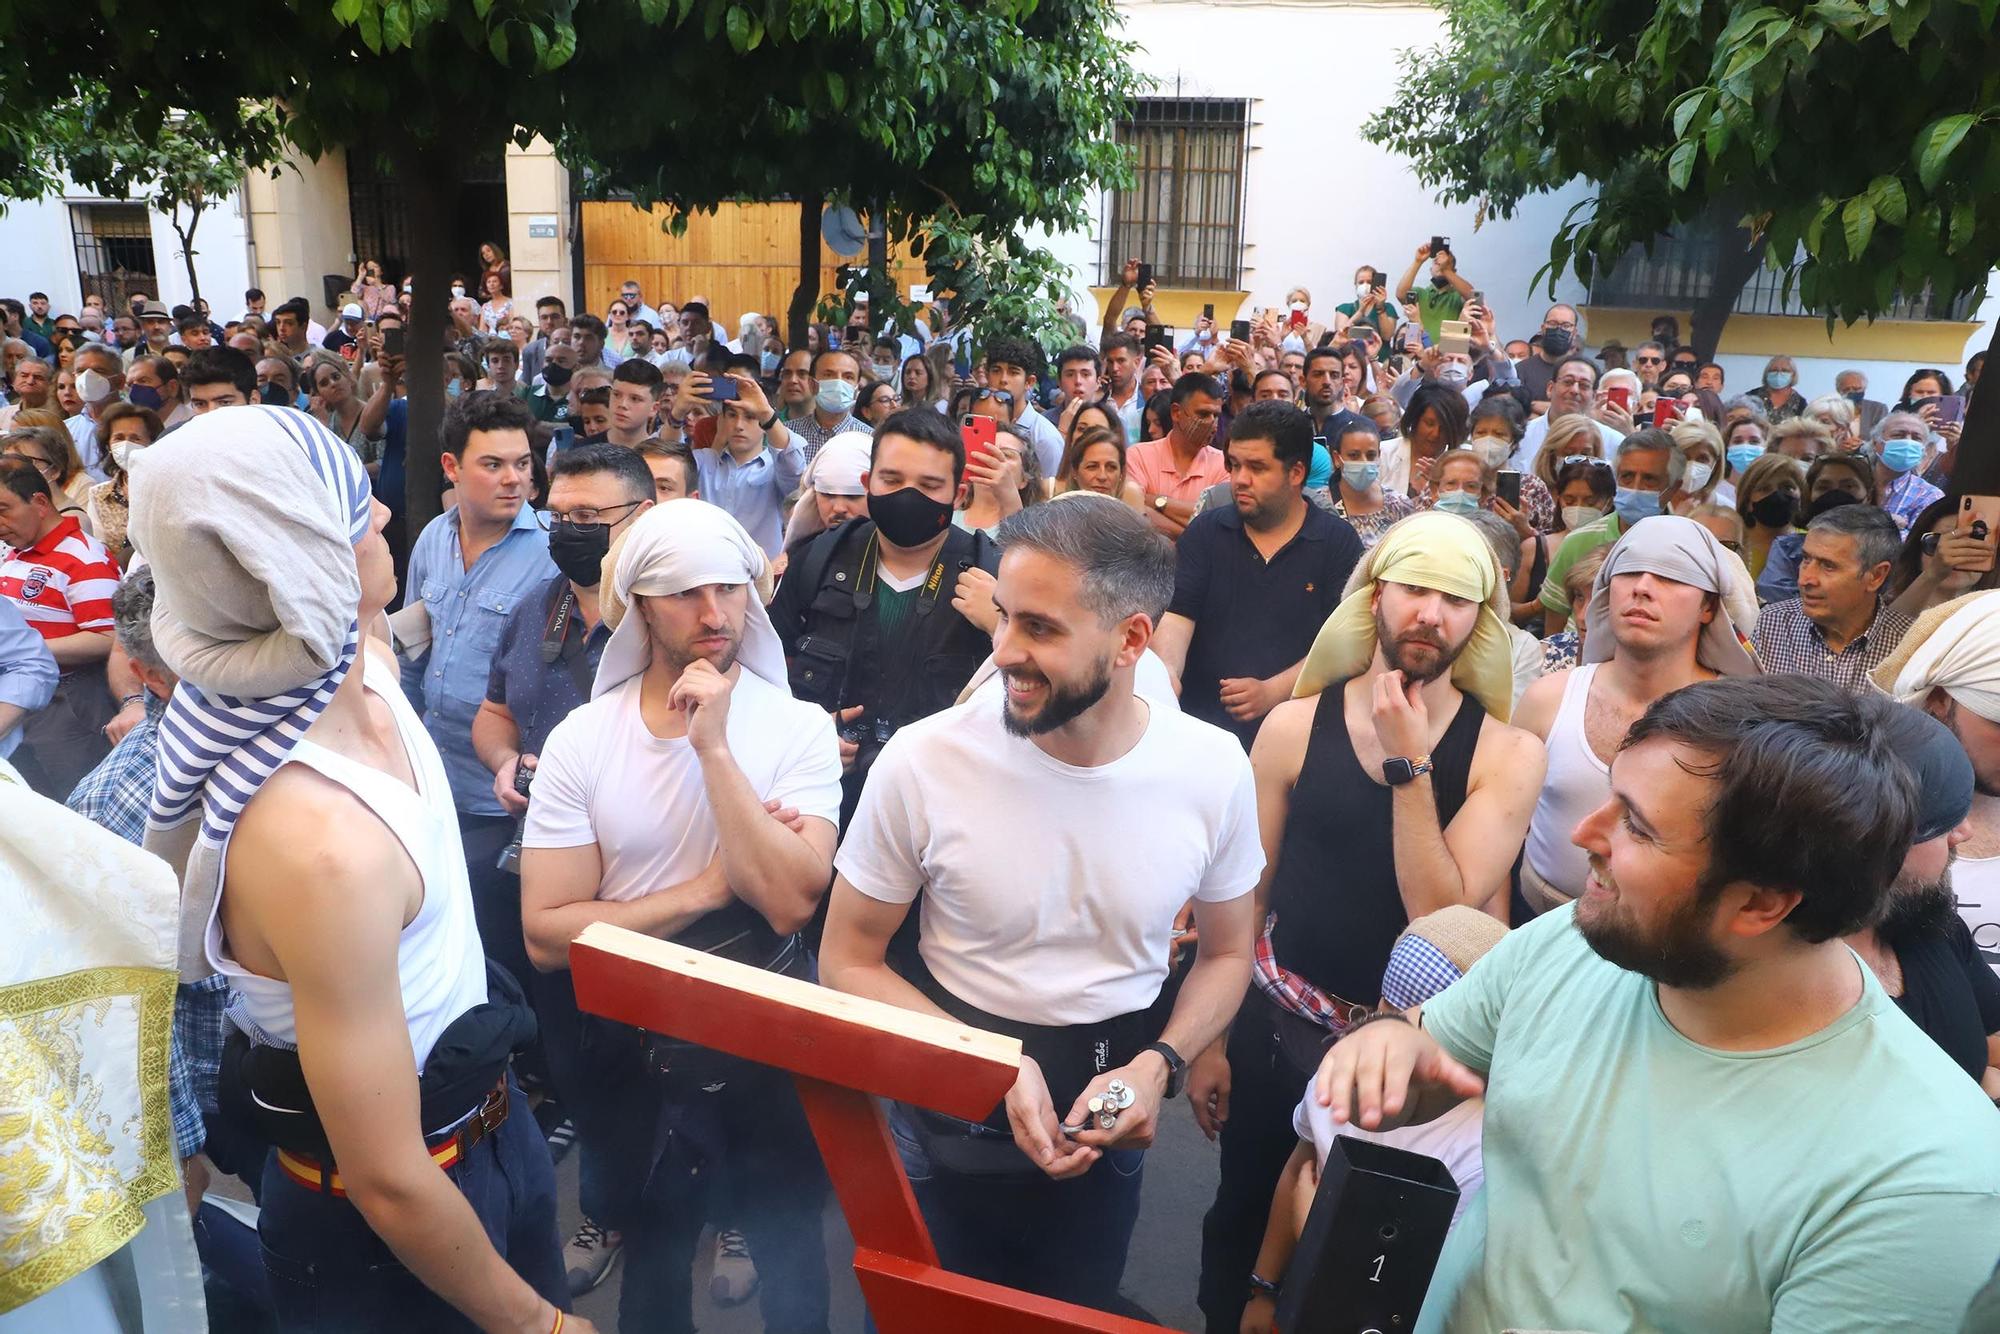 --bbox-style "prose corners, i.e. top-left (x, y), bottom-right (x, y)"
top-left (972, 388), bottom-right (1016, 407)
top-left (537, 499), bottom-right (646, 532)
top-left (1634, 355), bottom-right (1665, 365)
top-left (1553, 376), bottom-right (1596, 390)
